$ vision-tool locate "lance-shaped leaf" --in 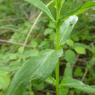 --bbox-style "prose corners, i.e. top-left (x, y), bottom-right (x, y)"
top-left (59, 52), bottom-right (76, 95)
top-left (75, 1), bottom-right (95, 15)
top-left (25, 0), bottom-right (54, 21)
top-left (63, 1), bottom-right (95, 19)
top-left (6, 49), bottom-right (58, 95)
top-left (60, 78), bottom-right (95, 94)
top-left (60, 15), bottom-right (78, 45)
top-left (59, 62), bottom-right (73, 95)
